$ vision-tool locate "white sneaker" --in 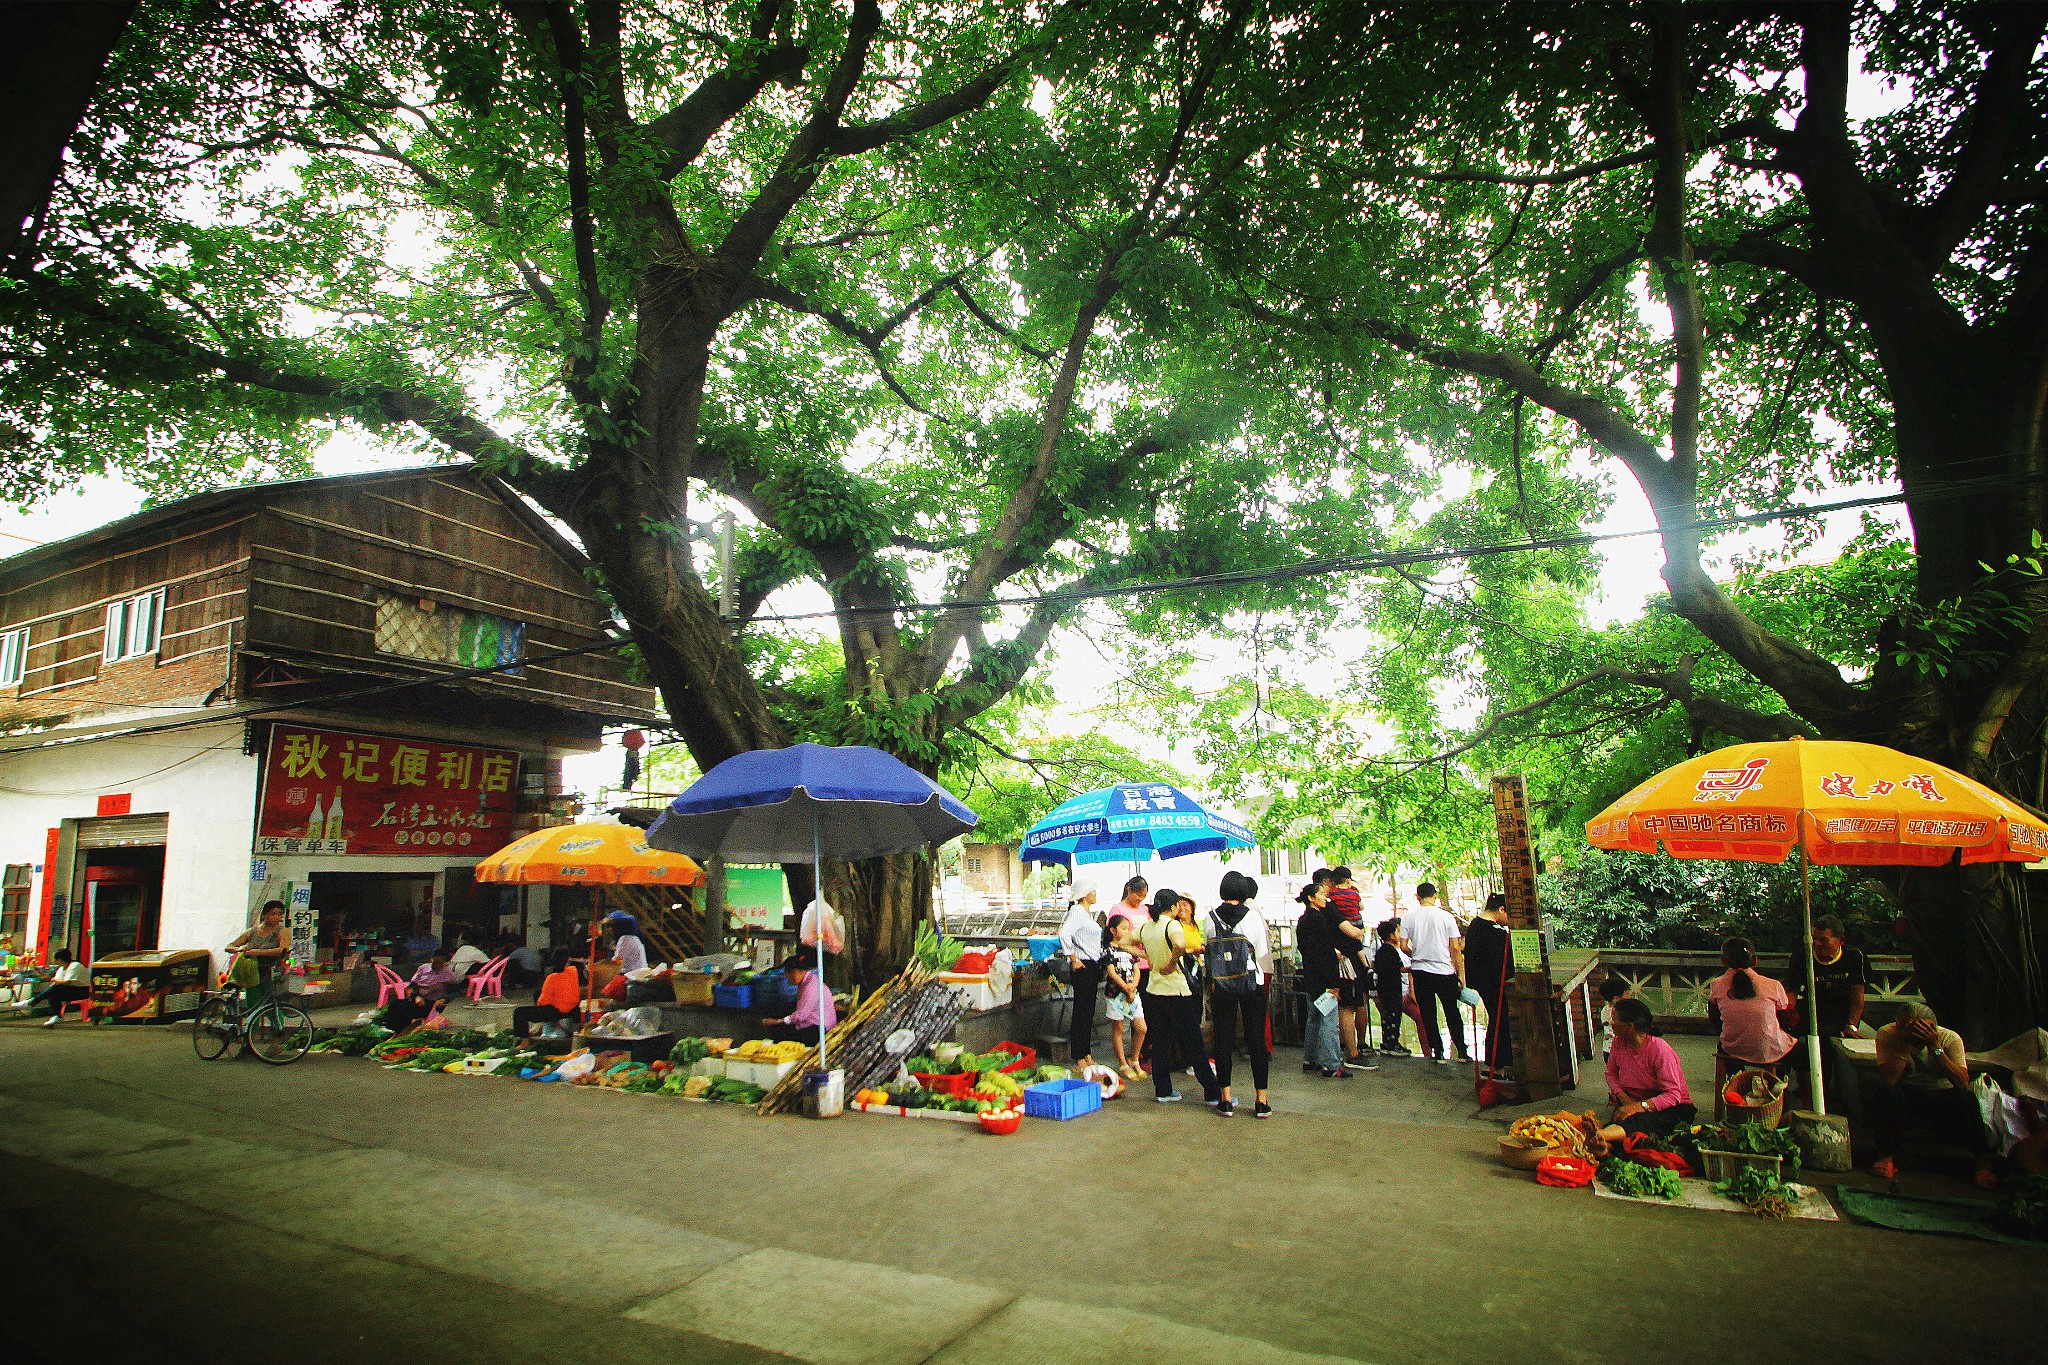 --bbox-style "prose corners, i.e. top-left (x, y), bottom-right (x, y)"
top-left (40, 1014), bottom-right (60, 1028)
